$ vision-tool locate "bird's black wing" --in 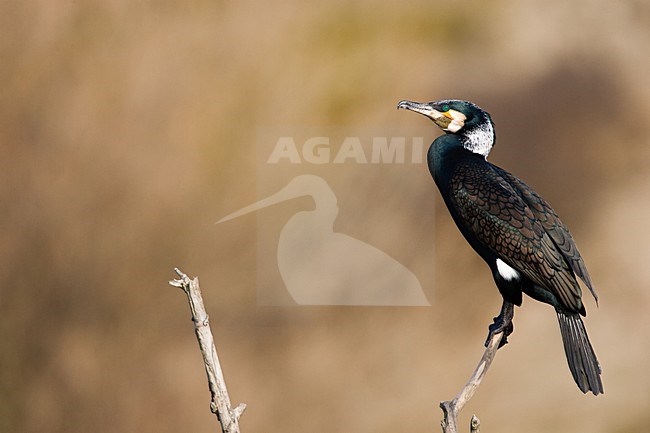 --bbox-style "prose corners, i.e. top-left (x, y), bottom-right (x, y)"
top-left (449, 159), bottom-right (584, 312)
top-left (492, 166), bottom-right (598, 304)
